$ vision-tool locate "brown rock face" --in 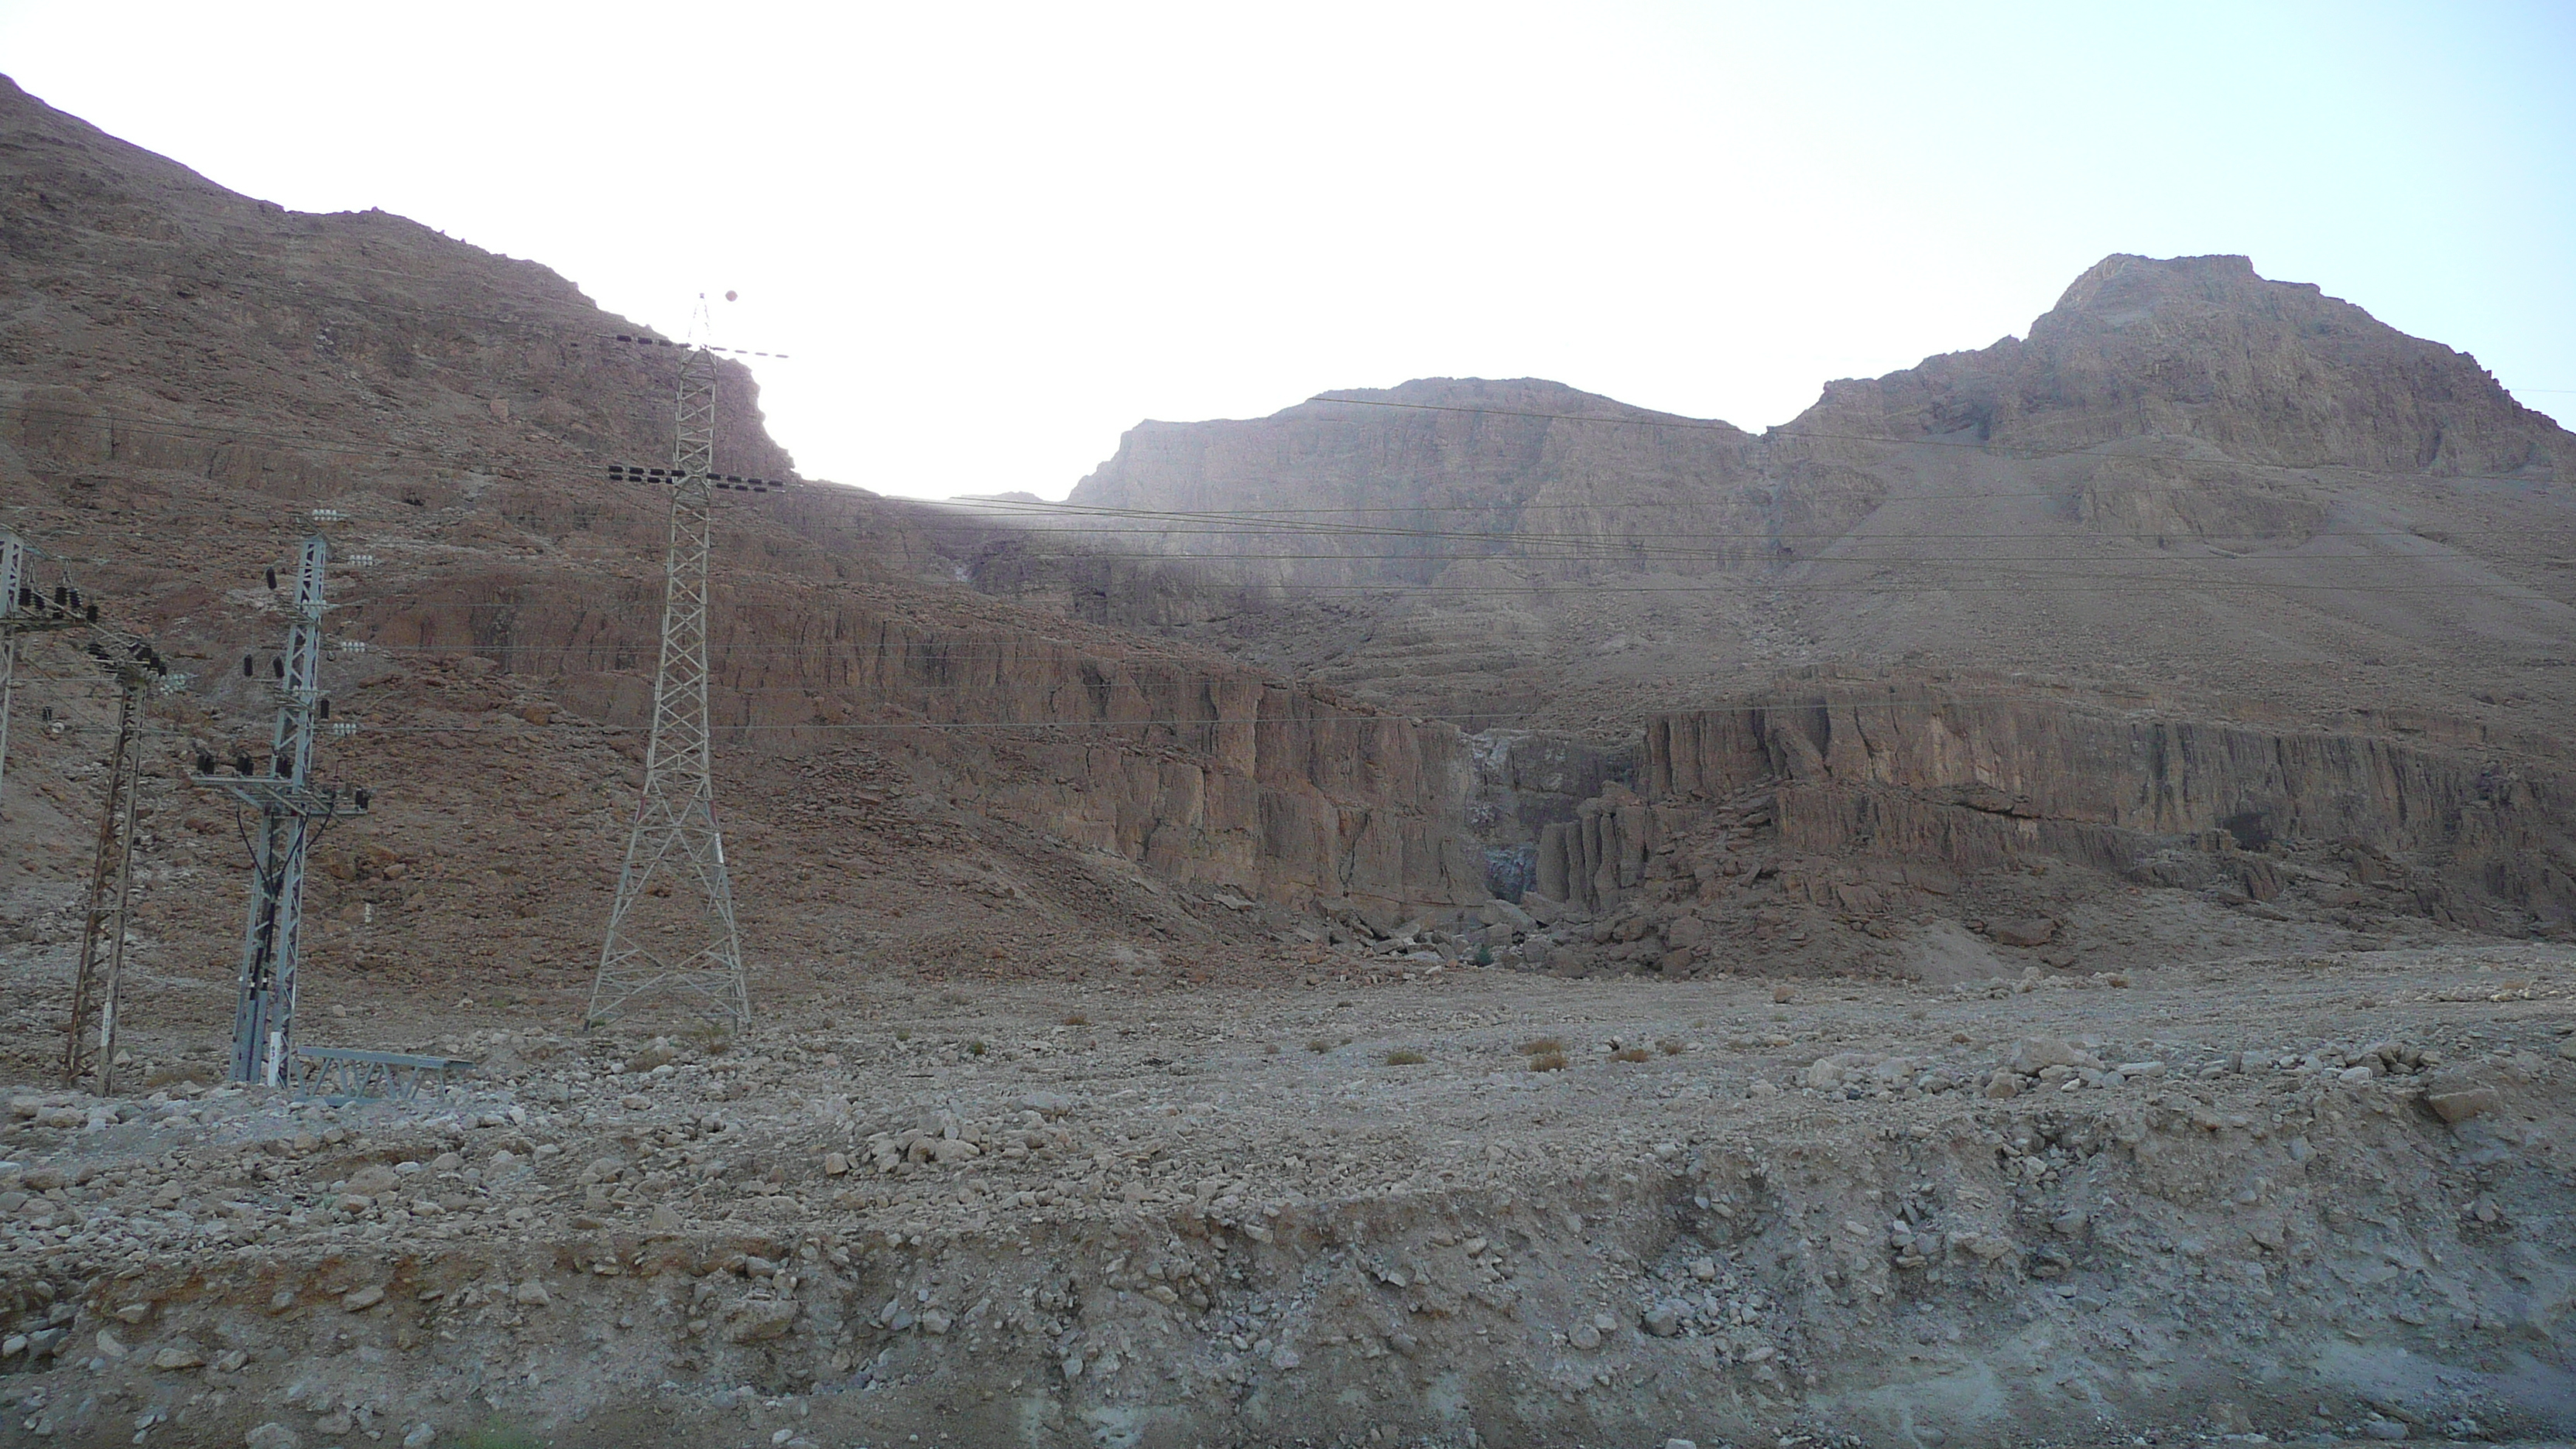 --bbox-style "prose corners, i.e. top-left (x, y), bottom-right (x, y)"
top-left (0, 71), bottom-right (1478, 1038)
top-left (1639, 676), bottom-right (2576, 931)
